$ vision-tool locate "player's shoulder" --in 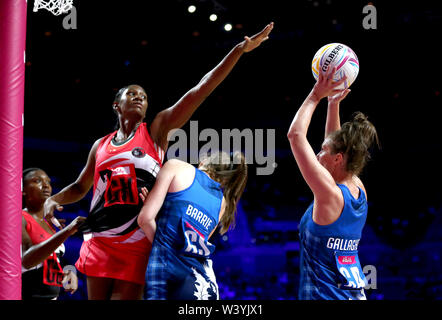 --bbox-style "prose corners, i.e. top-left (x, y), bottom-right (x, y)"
top-left (89, 136), bottom-right (105, 153)
top-left (163, 159), bottom-right (196, 192)
top-left (93, 131), bottom-right (117, 150)
top-left (353, 175), bottom-right (367, 198)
